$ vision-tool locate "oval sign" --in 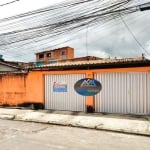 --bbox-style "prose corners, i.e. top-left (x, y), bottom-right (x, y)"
top-left (74, 78), bottom-right (102, 96)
